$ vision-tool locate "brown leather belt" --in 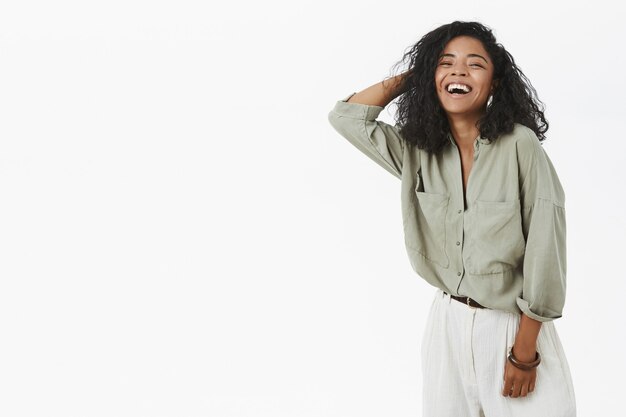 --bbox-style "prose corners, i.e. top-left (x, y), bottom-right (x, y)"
top-left (443, 291), bottom-right (489, 309)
